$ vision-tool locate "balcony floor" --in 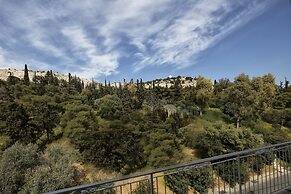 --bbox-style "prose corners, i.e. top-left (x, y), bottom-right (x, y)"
top-left (276, 187), bottom-right (291, 193)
